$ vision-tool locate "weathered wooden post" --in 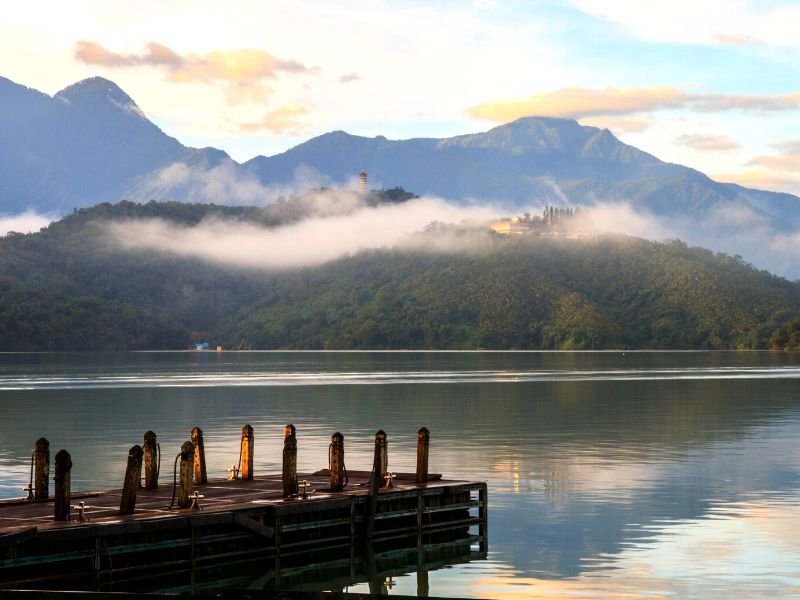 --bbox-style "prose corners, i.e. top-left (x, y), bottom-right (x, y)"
top-left (366, 430), bottom-right (385, 538)
top-left (178, 441), bottom-right (194, 508)
top-left (53, 450), bottom-right (72, 521)
top-left (119, 445), bottom-right (144, 515)
top-left (416, 427), bottom-right (430, 483)
top-left (282, 424), bottom-right (298, 497)
top-left (143, 431), bottom-right (159, 489)
top-left (34, 437), bottom-right (50, 500)
top-left (241, 424), bottom-right (254, 481)
top-left (191, 426), bottom-right (207, 485)
top-left (376, 429), bottom-right (388, 487)
top-left (330, 432), bottom-right (345, 492)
